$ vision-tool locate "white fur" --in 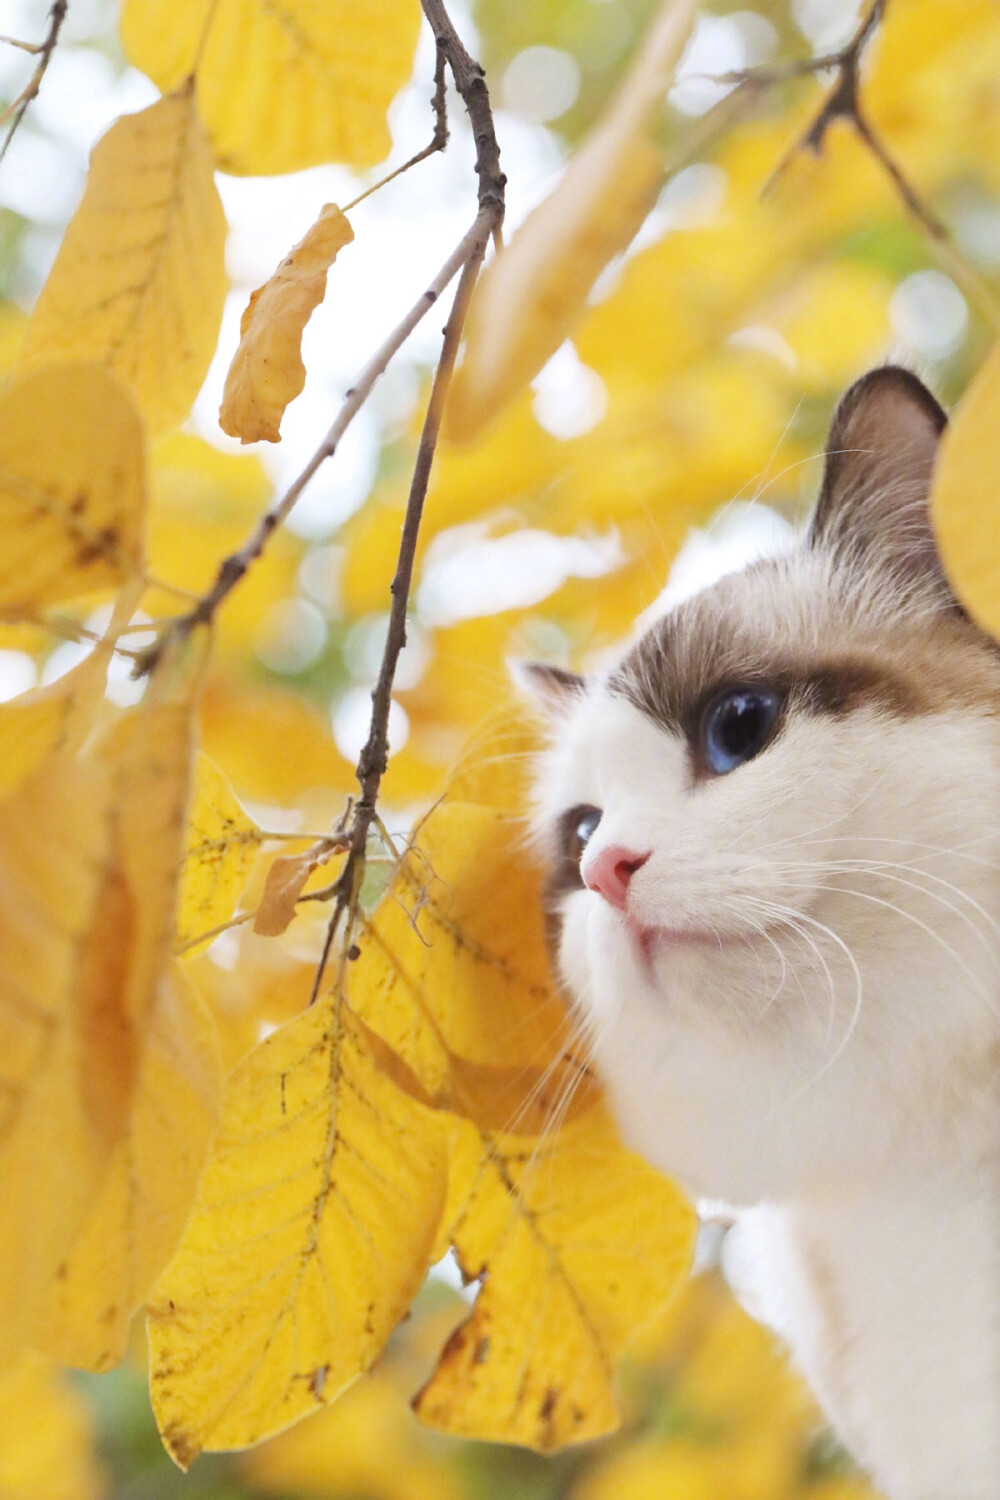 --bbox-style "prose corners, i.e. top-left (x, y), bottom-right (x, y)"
top-left (534, 548), bottom-right (1000, 1499)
